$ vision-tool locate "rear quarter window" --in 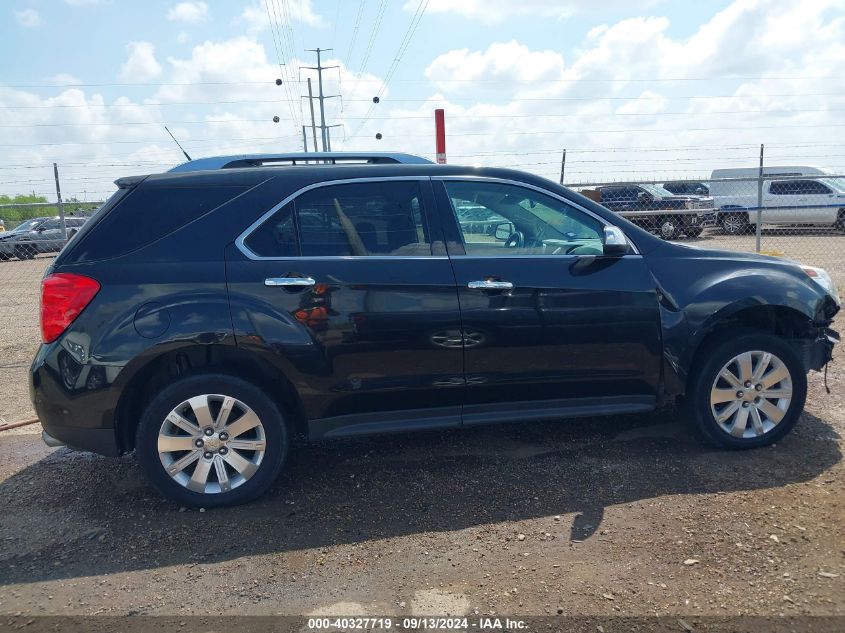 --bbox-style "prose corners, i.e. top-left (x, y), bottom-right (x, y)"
top-left (67, 185), bottom-right (247, 262)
